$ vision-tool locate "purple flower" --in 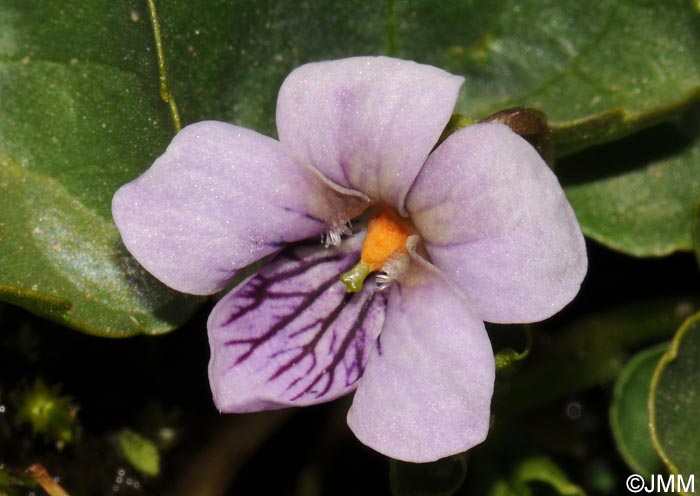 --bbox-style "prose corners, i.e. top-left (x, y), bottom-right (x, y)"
top-left (112, 56), bottom-right (587, 462)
